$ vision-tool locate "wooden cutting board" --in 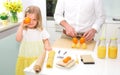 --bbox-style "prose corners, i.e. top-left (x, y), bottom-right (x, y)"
top-left (52, 38), bottom-right (96, 51)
